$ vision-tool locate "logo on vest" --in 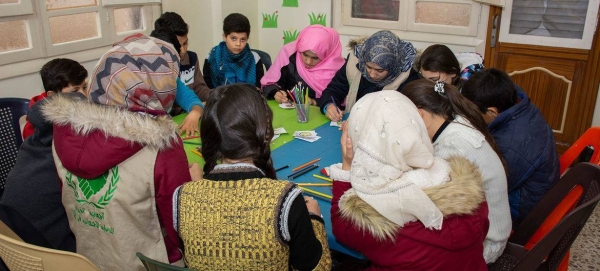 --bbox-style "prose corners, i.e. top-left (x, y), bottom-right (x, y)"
top-left (65, 166), bottom-right (119, 234)
top-left (180, 66), bottom-right (195, 85)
